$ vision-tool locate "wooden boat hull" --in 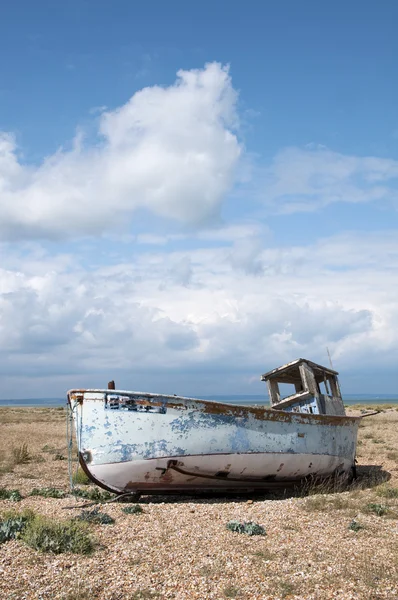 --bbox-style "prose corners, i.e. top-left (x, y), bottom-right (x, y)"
top-left (68, 389), bottom-right (360, 495)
